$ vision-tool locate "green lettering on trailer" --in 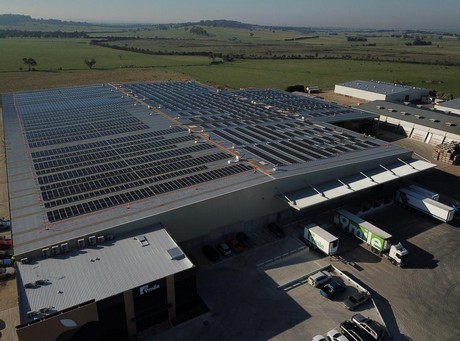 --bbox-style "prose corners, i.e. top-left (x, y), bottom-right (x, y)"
top-left (334, 212), bottom-right (385, 251)
top-left (308, 230), bottom-right (325, 251)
